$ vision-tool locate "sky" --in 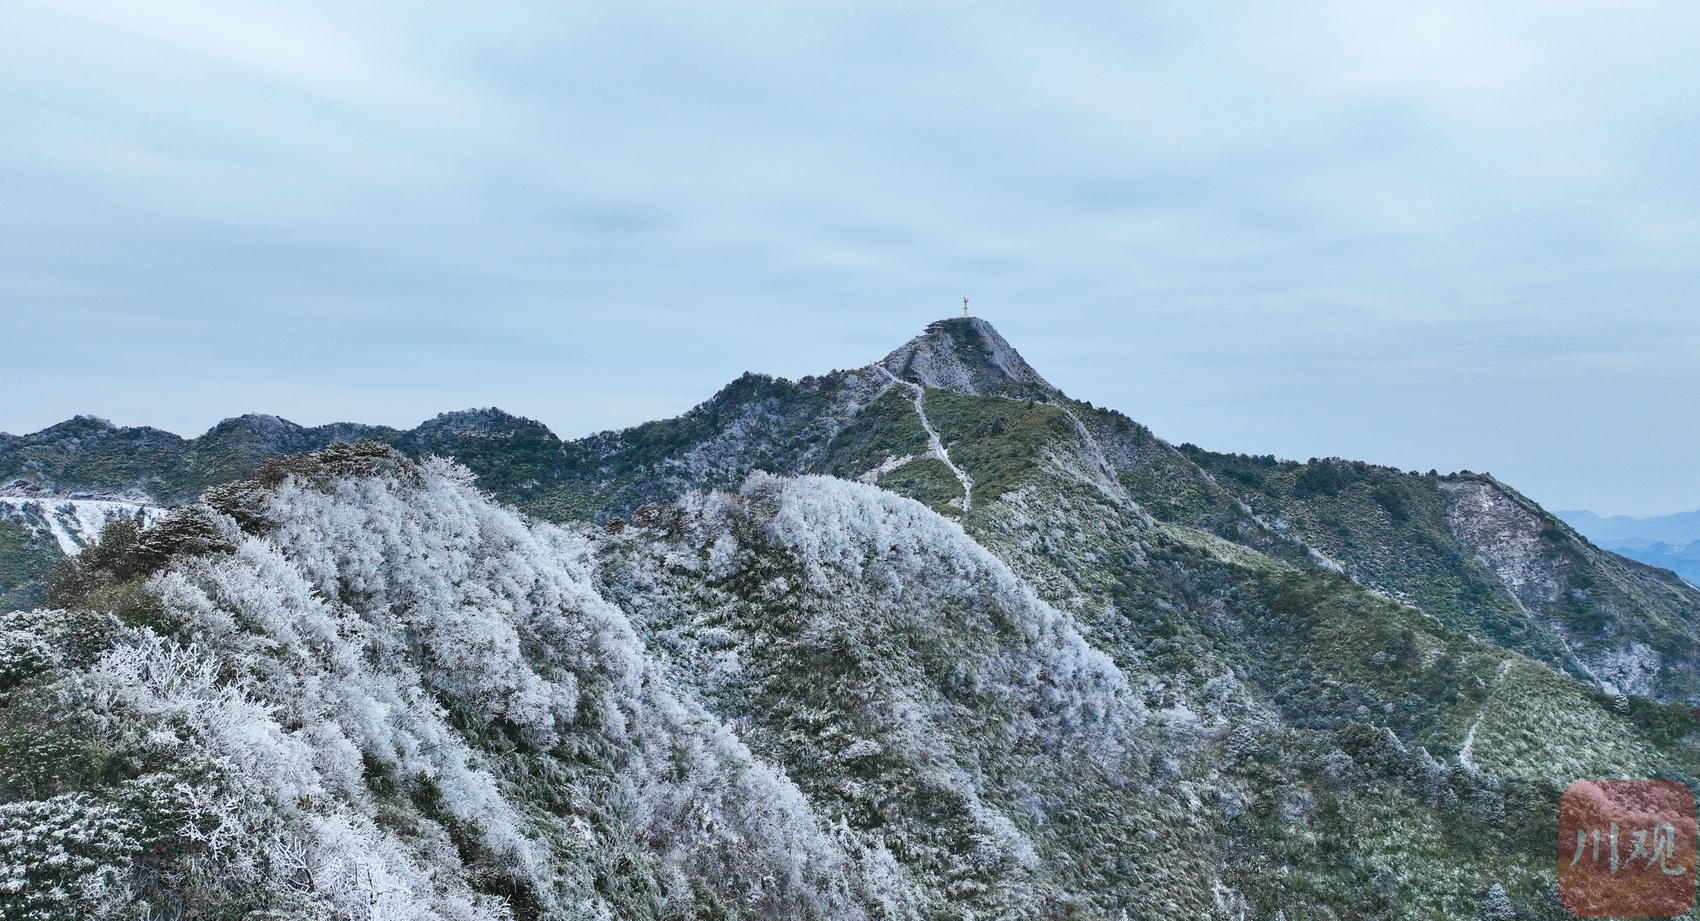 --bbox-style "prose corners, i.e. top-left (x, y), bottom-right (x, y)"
top-left (3, 1), bottom-right (1697, 517)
